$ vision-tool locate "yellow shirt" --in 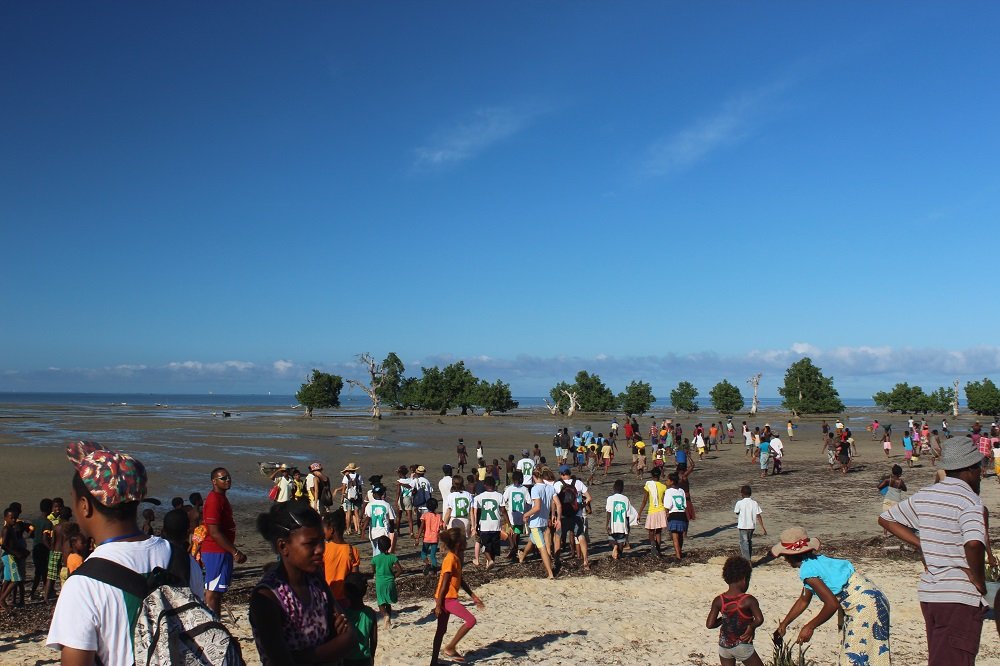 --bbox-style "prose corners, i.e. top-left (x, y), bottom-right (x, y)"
top-left (645, 480), bottom-right (667, 514)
